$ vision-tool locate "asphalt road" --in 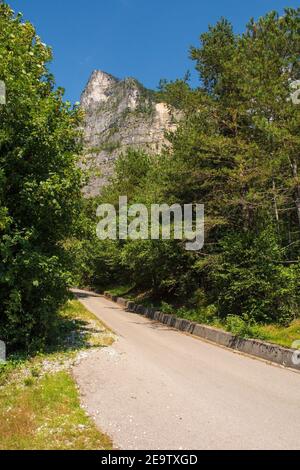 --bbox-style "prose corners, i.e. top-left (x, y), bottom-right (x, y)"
top-left (73, 288), bottom-right (300, 450)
